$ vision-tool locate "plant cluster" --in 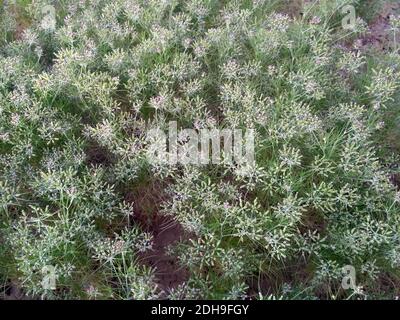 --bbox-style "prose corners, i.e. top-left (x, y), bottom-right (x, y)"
top-left (0, 0), bottom-right (400, 299)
